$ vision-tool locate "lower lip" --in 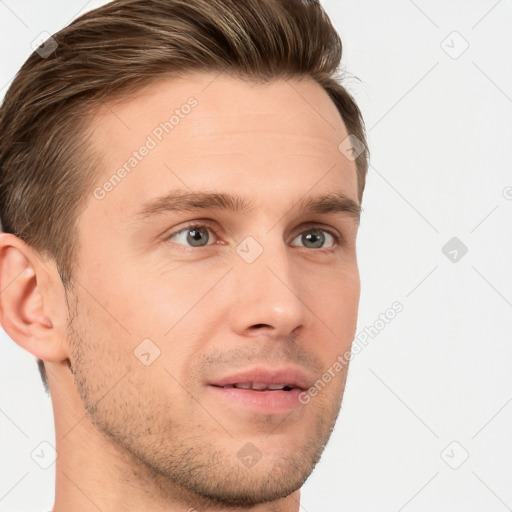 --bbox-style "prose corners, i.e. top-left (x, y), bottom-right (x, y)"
top-left (207, 385), bottom-right (304, 414)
